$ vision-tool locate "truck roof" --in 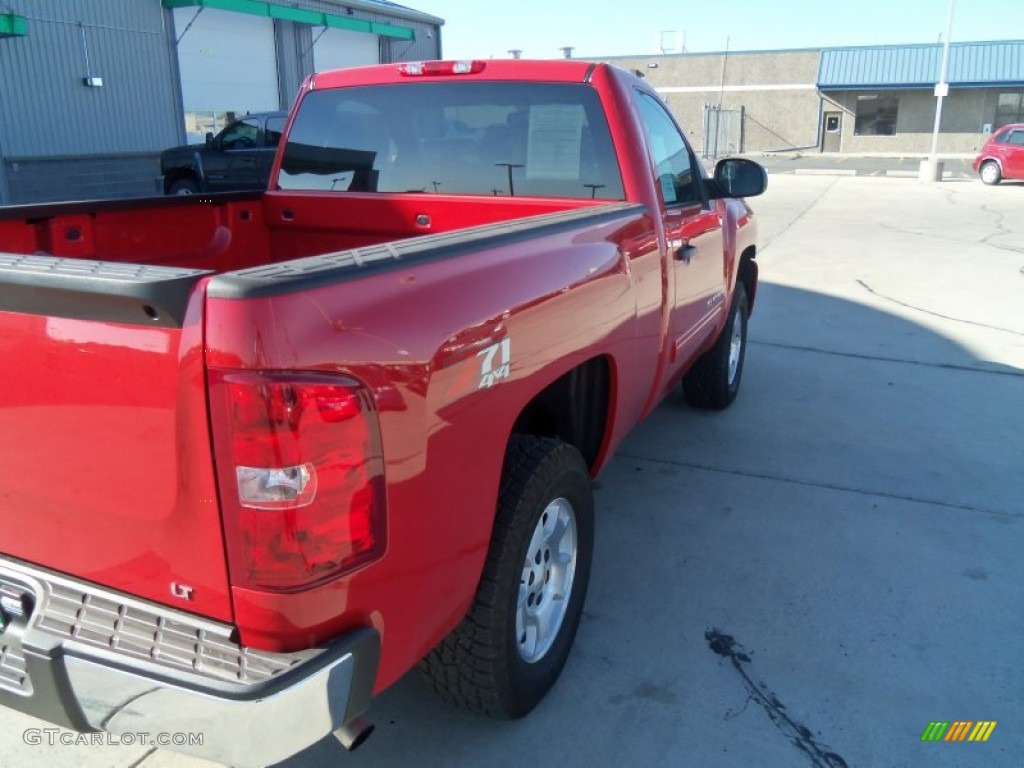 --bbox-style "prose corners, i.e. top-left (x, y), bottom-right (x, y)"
top-left (311, 59), bottom-right (608, 90)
